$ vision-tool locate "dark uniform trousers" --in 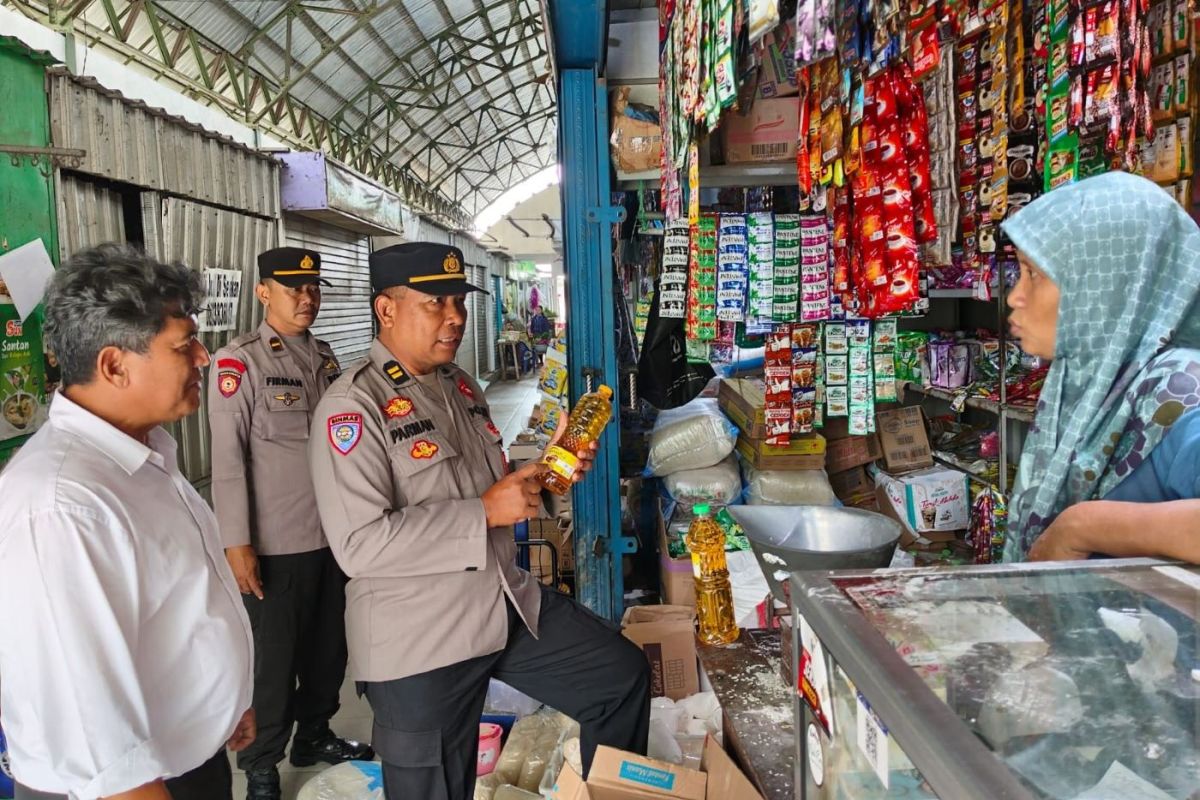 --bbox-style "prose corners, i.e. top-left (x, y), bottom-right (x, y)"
top-left (364, 586), bottom-right (652, 800)
top-left (239, 547), bottom-right (348, 772)
top-left (14, 750), bottom-right (232, 800)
